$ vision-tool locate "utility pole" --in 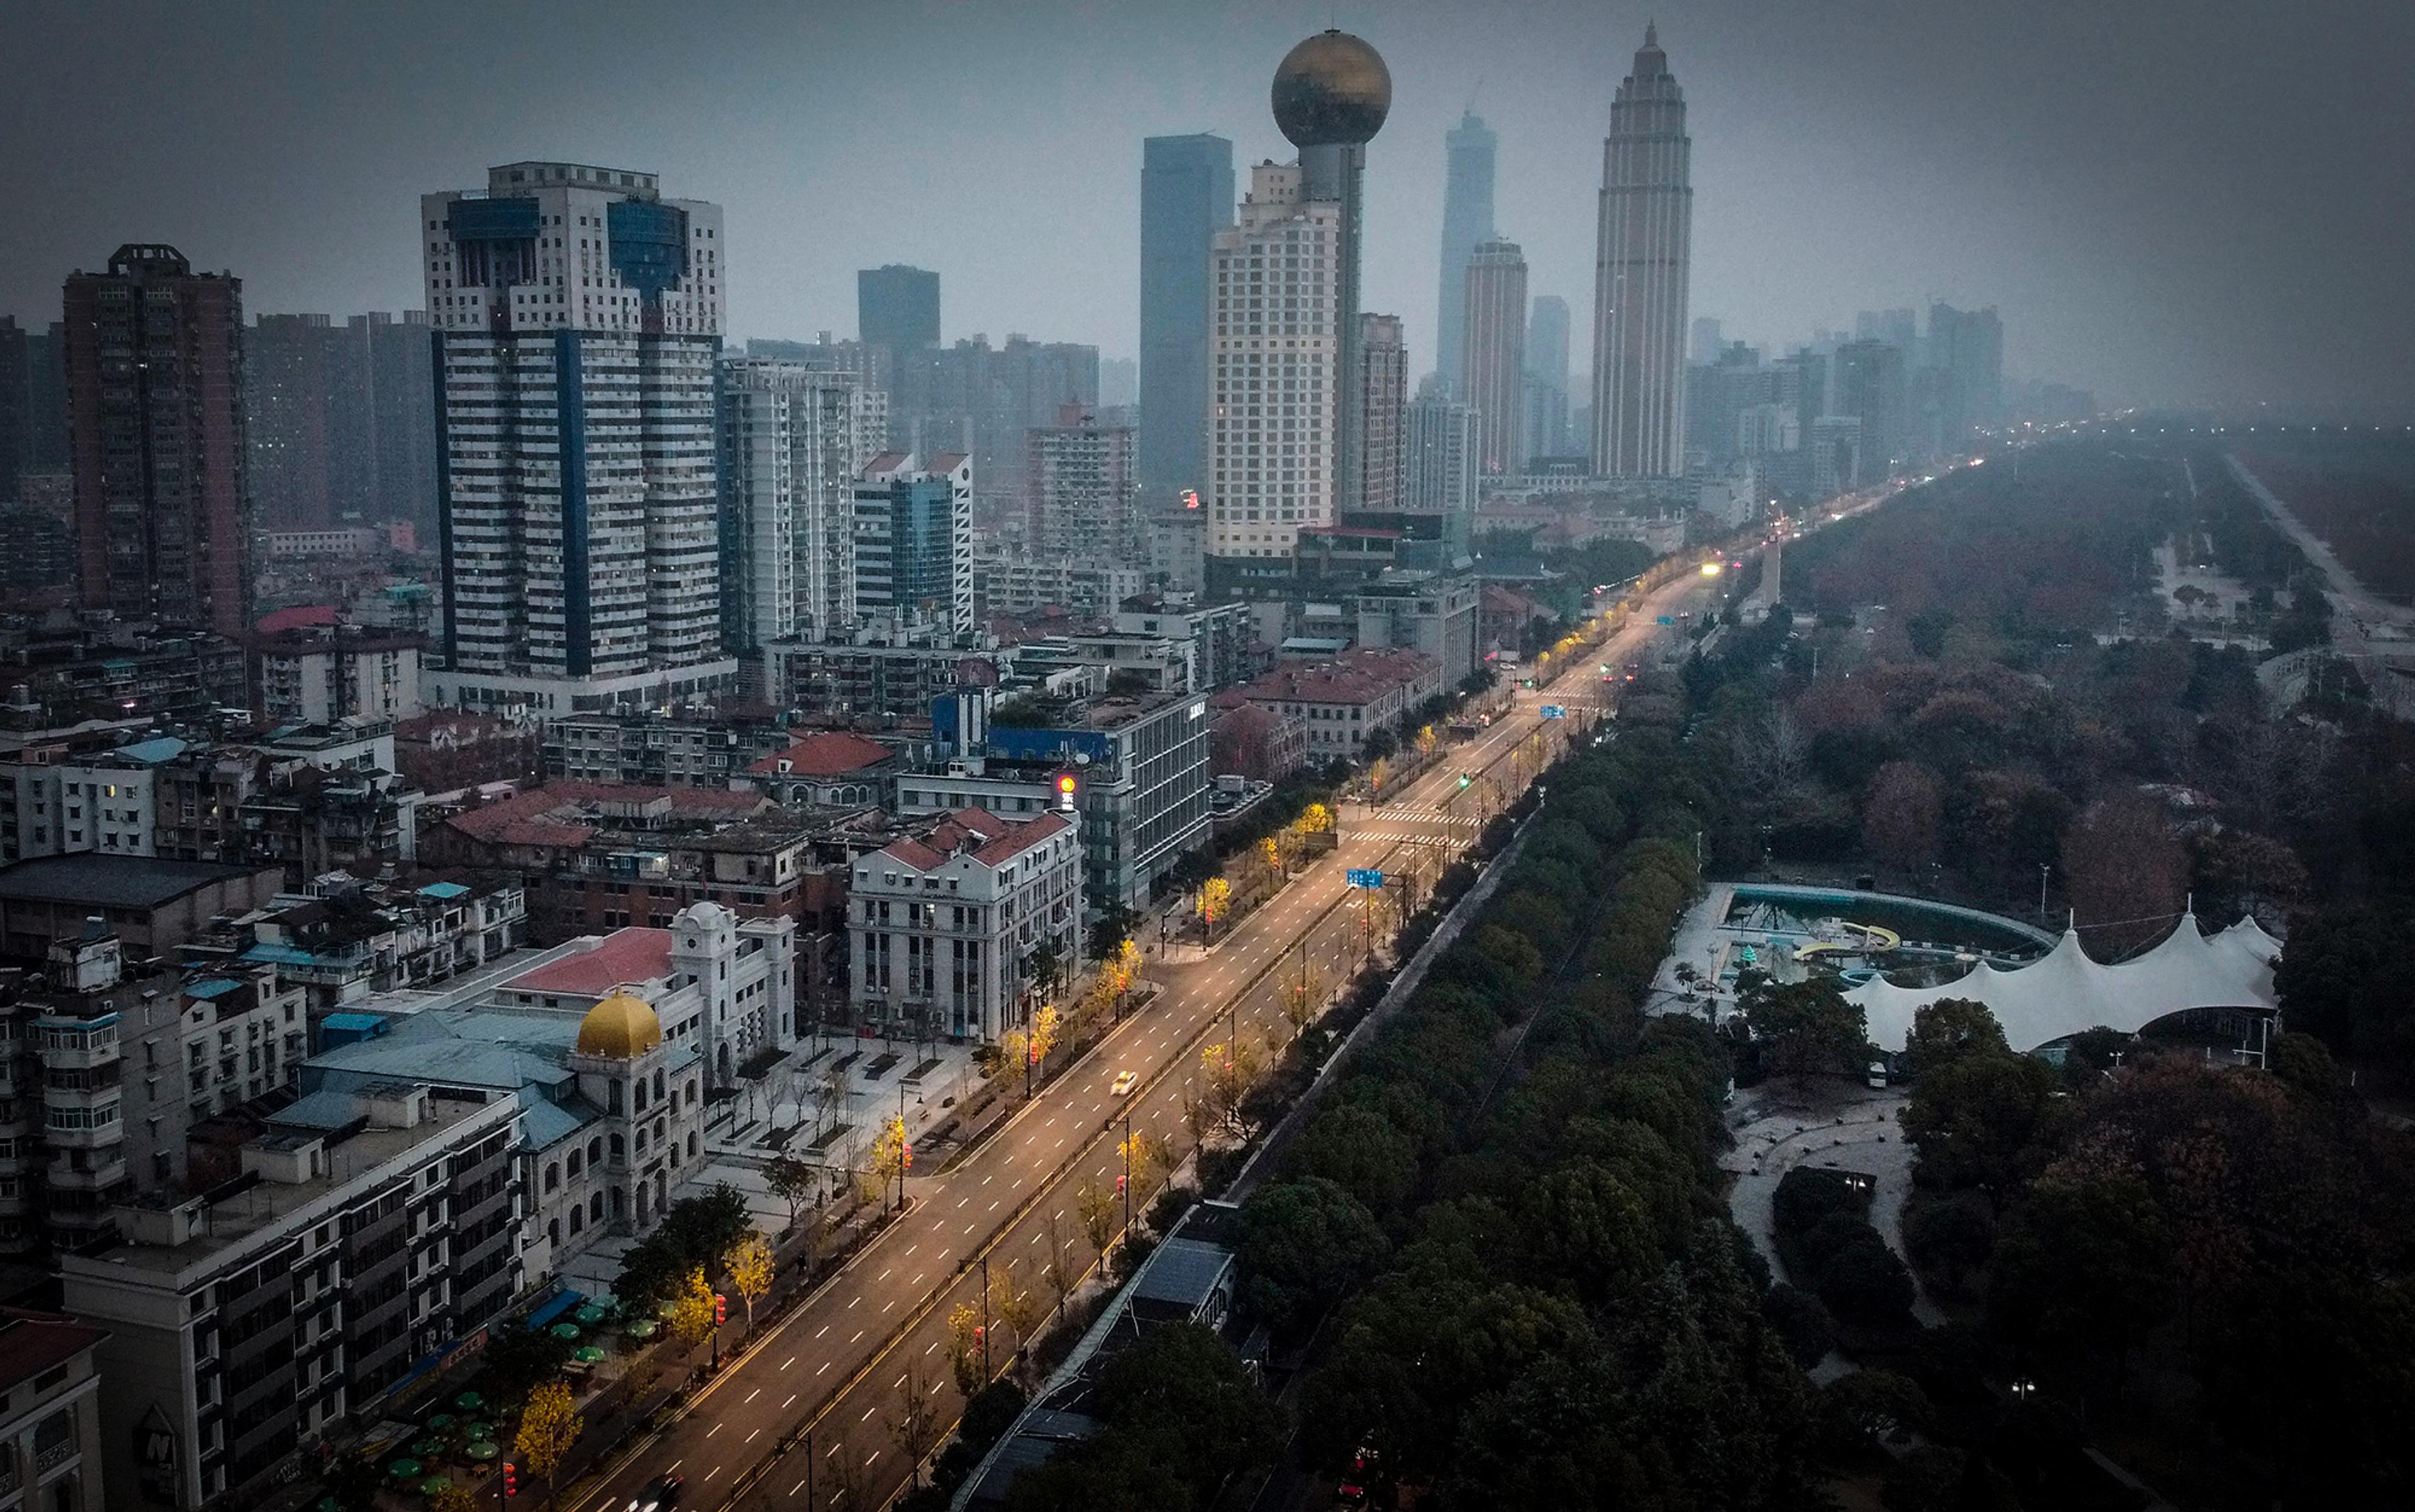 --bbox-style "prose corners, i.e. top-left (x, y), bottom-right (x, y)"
top-left (979, 1259), bottom-right (992, 1378)
top-left (2039, 862), bottom-right (2051, 923)
top-left (1121, 1111), bottom-right (1134, 1236)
